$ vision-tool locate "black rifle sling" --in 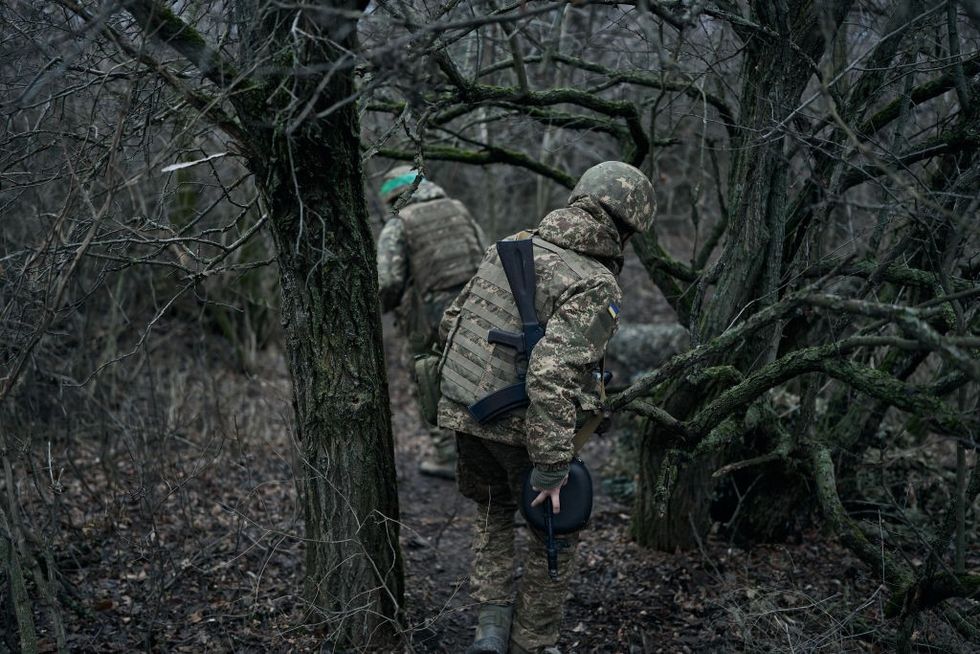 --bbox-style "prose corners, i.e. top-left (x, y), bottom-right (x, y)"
top-left (496, 239), bottom-right (544, 354)
top-left (467, 238), bottom-right (545, 424)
